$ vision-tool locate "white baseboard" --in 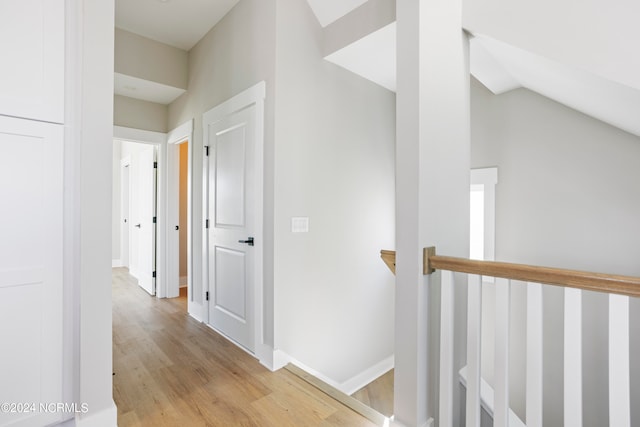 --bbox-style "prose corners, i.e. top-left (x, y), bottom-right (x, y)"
top-left (259, 349), bottom-right (291, 372)
top-left (188, 304), bottom-right (203, 323)
top-left (340, 355), bottom-right (394, 395)
top-left (111, 259), bottom-right (122, 268)
top-left (73, 400), bottom-right (117, 427)
top-left (271, 351), bottom-right (394, 396)
top-left (179, 275), bottom-right (188, 287)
